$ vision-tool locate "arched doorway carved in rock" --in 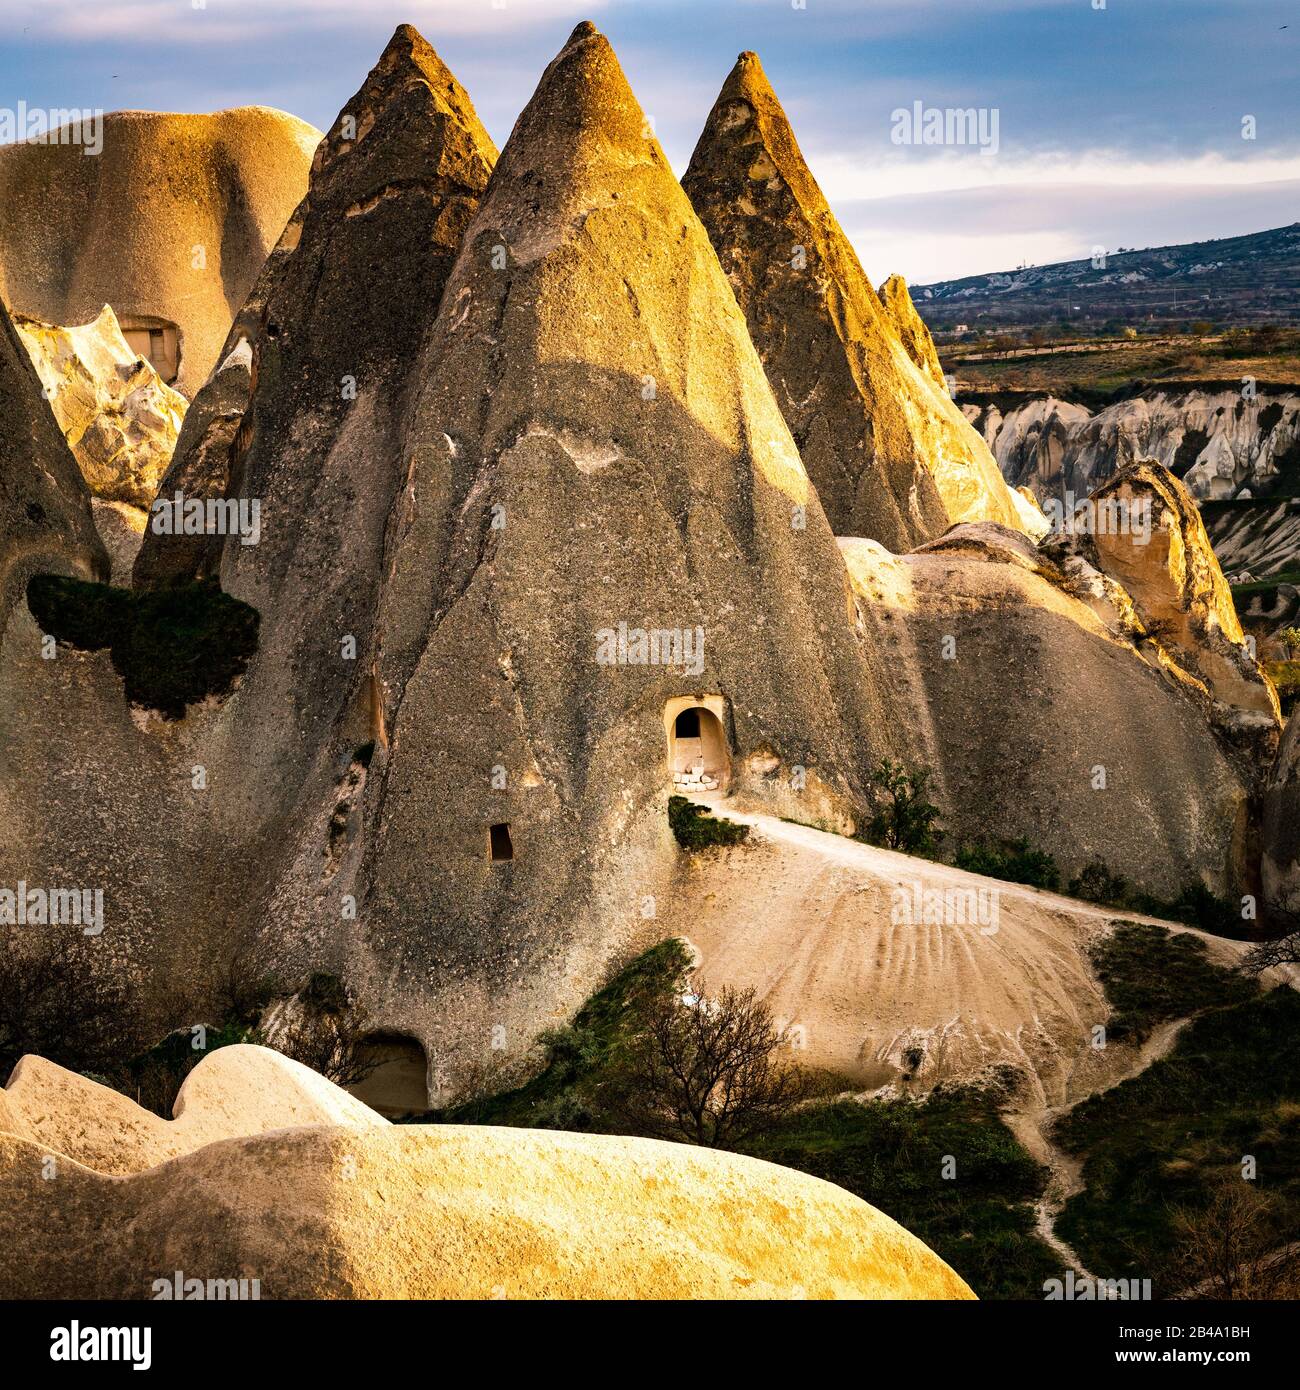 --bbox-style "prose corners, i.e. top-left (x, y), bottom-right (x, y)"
top-left (664, 694), bottom-right (731, 793)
